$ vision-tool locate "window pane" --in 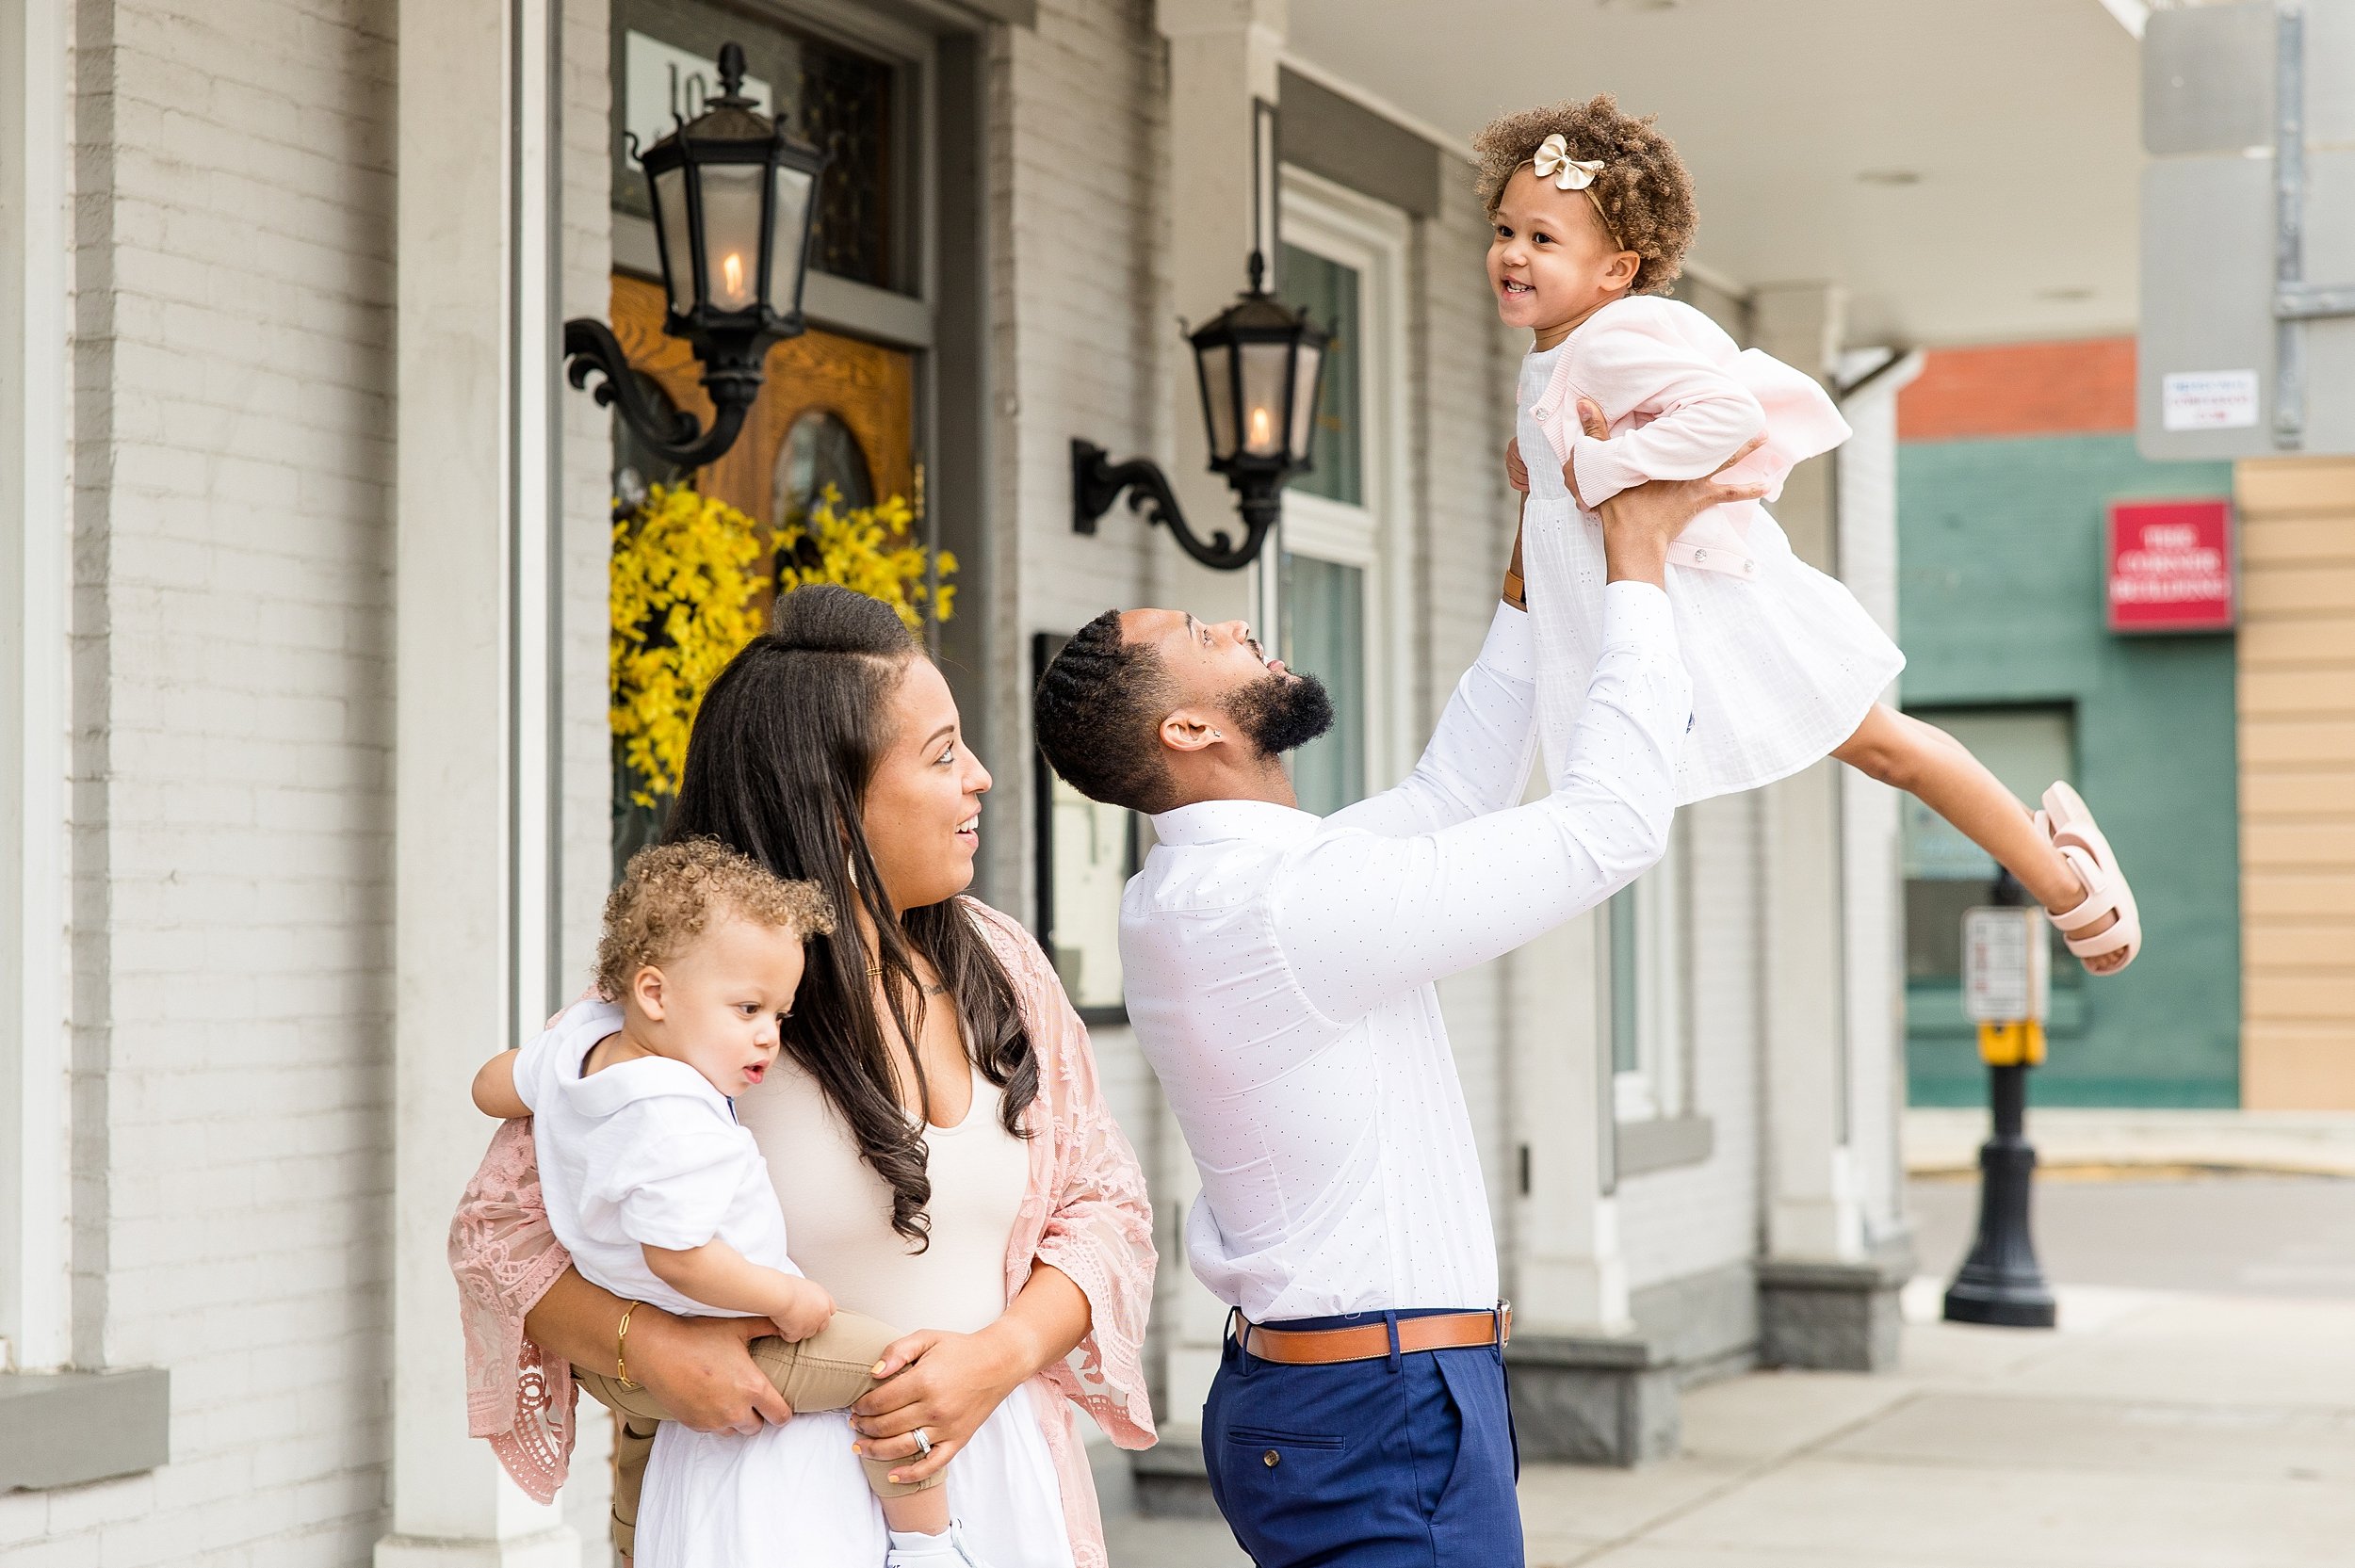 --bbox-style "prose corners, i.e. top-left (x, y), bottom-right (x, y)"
top-left (797, 31), bottom-right (894, 288)
top-left (1901, 705), bottom-right (2078, 983)
top-left (653, 166), bottom-right (694, 315)
top-left (699, 164), bottom-right (764, 310)
top-left (1279, 243), bottom-right (1360, 505)
top-left (1280, 552), bottom-right (1365, 816)
top-left (1048, 775), bottom-right (1129, 1010)
top-left (772, 411), bottom-right (874, 527)
top-left (1607, 886), bottom-right (1640, 1075)
top-left (766, 163), bottom-right (816, 311)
